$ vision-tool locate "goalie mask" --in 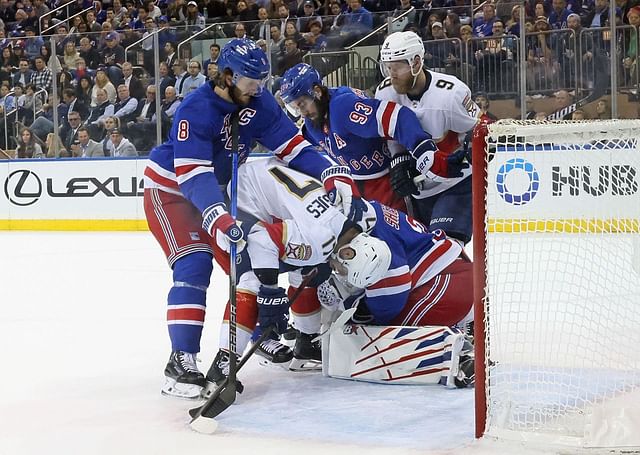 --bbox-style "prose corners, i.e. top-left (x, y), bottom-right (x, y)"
top-left (330, 232), bottom-right (392, 289)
